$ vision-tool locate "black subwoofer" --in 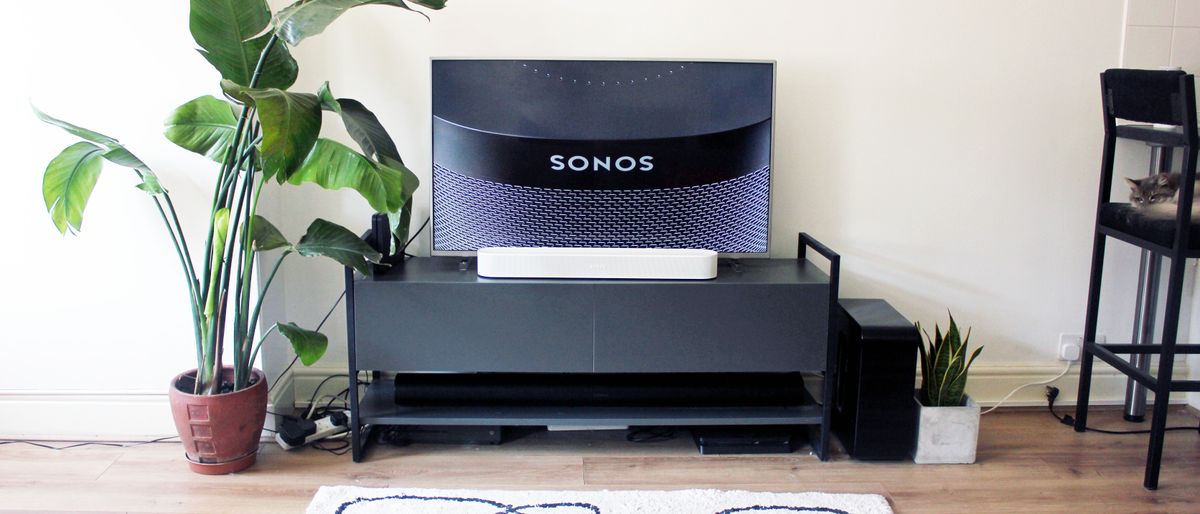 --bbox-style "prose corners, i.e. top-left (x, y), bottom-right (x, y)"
top-left (833, 299), bottom-right (920, 460)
